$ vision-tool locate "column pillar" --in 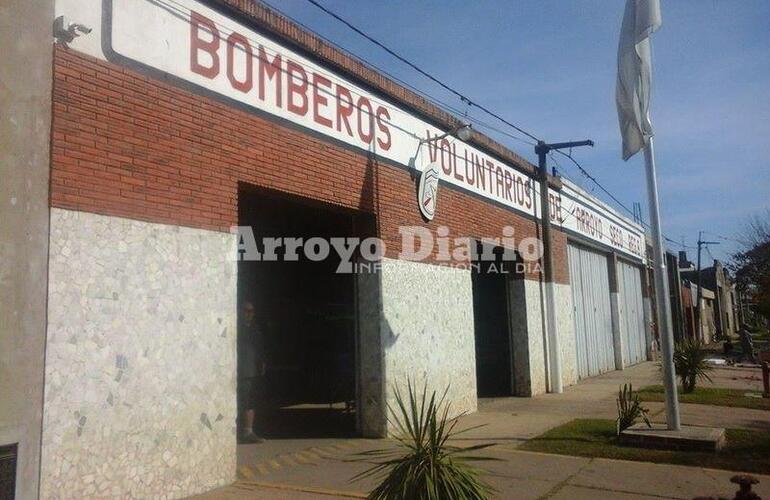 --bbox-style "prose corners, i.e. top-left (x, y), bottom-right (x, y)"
top-left (641, 263), bottom-right (655, 360)
top-left (0, 1), bottom-right (53, 497)
top-left (607, 252), bottom-right (625, 369)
